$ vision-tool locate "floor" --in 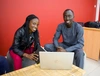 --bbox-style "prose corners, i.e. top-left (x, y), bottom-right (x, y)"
top-left (84, 58), bottom-right (100, 76)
